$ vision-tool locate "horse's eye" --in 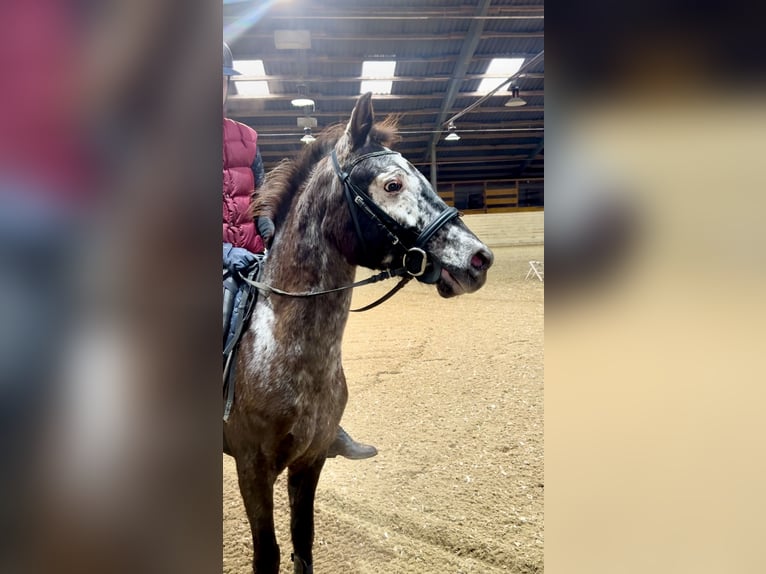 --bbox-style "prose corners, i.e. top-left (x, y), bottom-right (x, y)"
top-left (384, 180), bottom-right (403, 193)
